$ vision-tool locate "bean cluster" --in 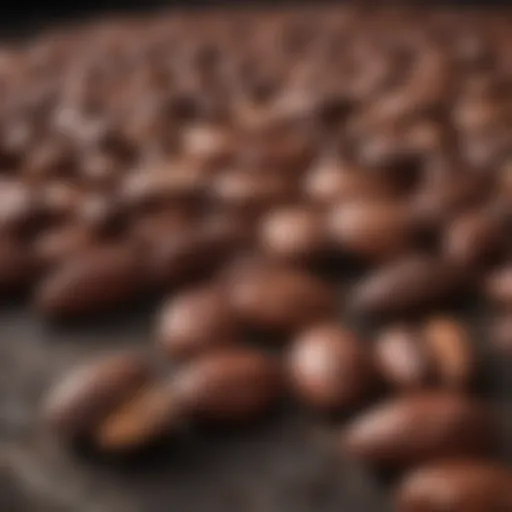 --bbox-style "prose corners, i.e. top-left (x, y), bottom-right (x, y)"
top-left (1, 7), bottom-right (510, 511)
